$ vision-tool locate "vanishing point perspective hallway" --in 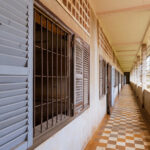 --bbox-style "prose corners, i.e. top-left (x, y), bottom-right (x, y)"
top-left (85, 85), bottom-right (150, 150)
